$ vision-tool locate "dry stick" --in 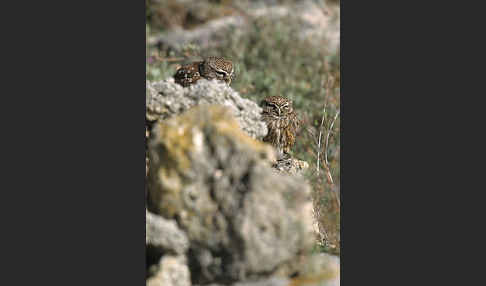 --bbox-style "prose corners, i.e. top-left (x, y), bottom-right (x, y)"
top-left (315, 76), bottom-right (332, 246)
top-left (316, 77), bottom-right (331, 174)
top-left (325, 109), bottom-right (340, 169)
top-left (316, 113), bottom-right (325, 174)
top-left (323, 110), bottom-right (339, 185)
top-left (324, 109), bottom-right (340, 207)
